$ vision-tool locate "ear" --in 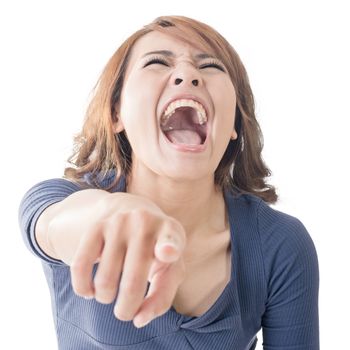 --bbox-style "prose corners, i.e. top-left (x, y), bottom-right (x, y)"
top-left (112, 112), bottom-right (125, 133)
top-left (231, 129), bottom-right (238, 140)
